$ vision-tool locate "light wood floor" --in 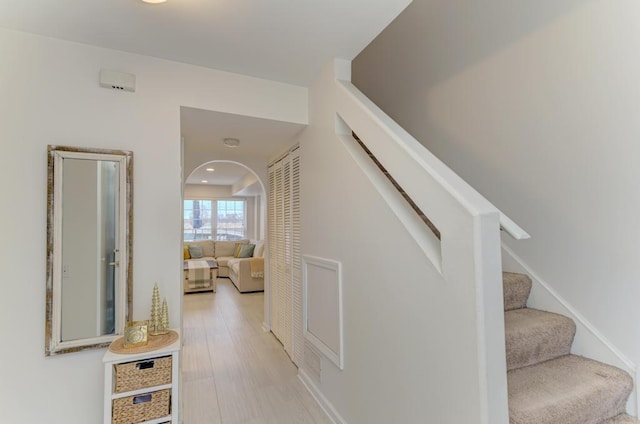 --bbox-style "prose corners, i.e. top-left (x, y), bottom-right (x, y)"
top-left (182, 278), bottom-right (333, 424)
